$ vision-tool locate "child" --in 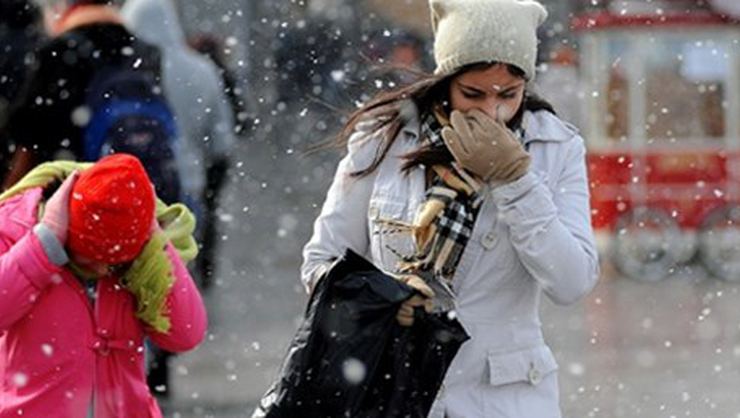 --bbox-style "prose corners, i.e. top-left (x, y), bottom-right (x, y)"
top-left (0, 153), bottom-right (207, 417)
